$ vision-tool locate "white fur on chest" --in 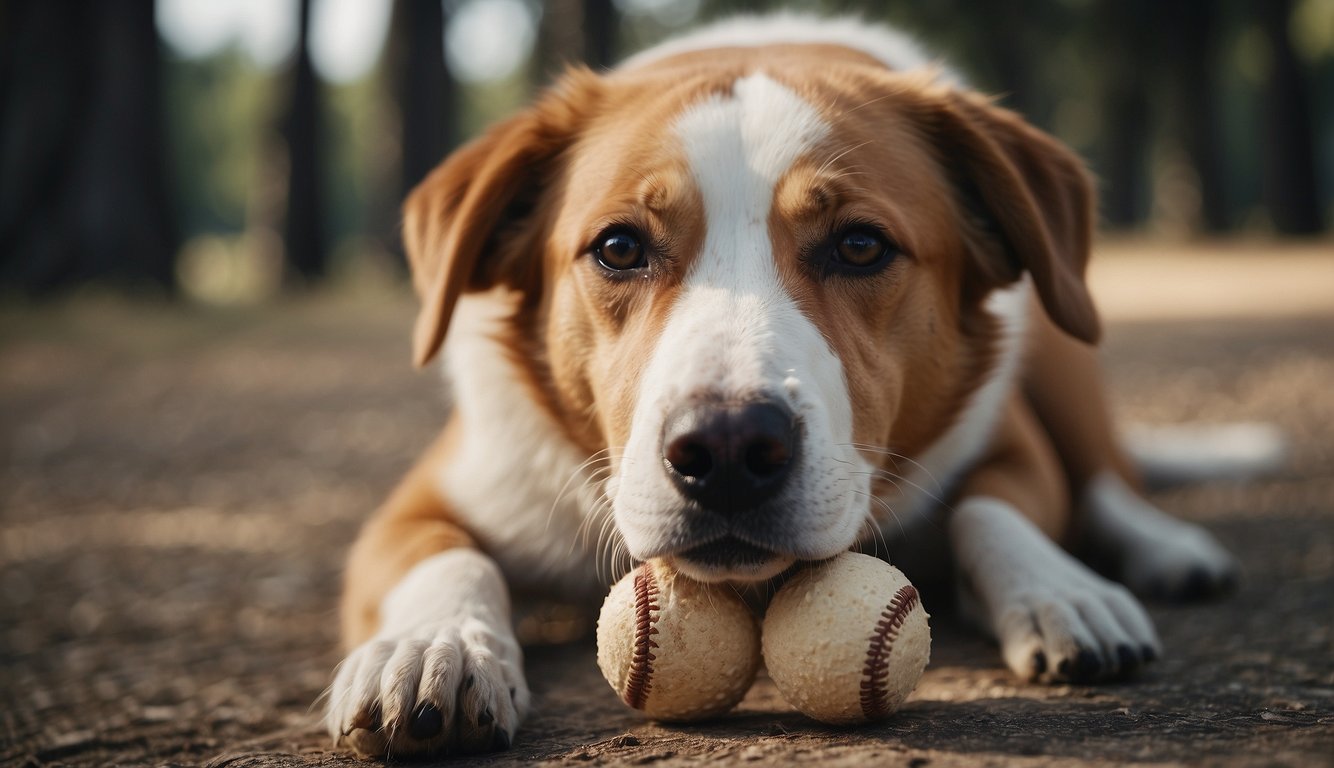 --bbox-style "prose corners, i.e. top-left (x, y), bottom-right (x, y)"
top-left (435, 290), bottom-right (606, 599)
